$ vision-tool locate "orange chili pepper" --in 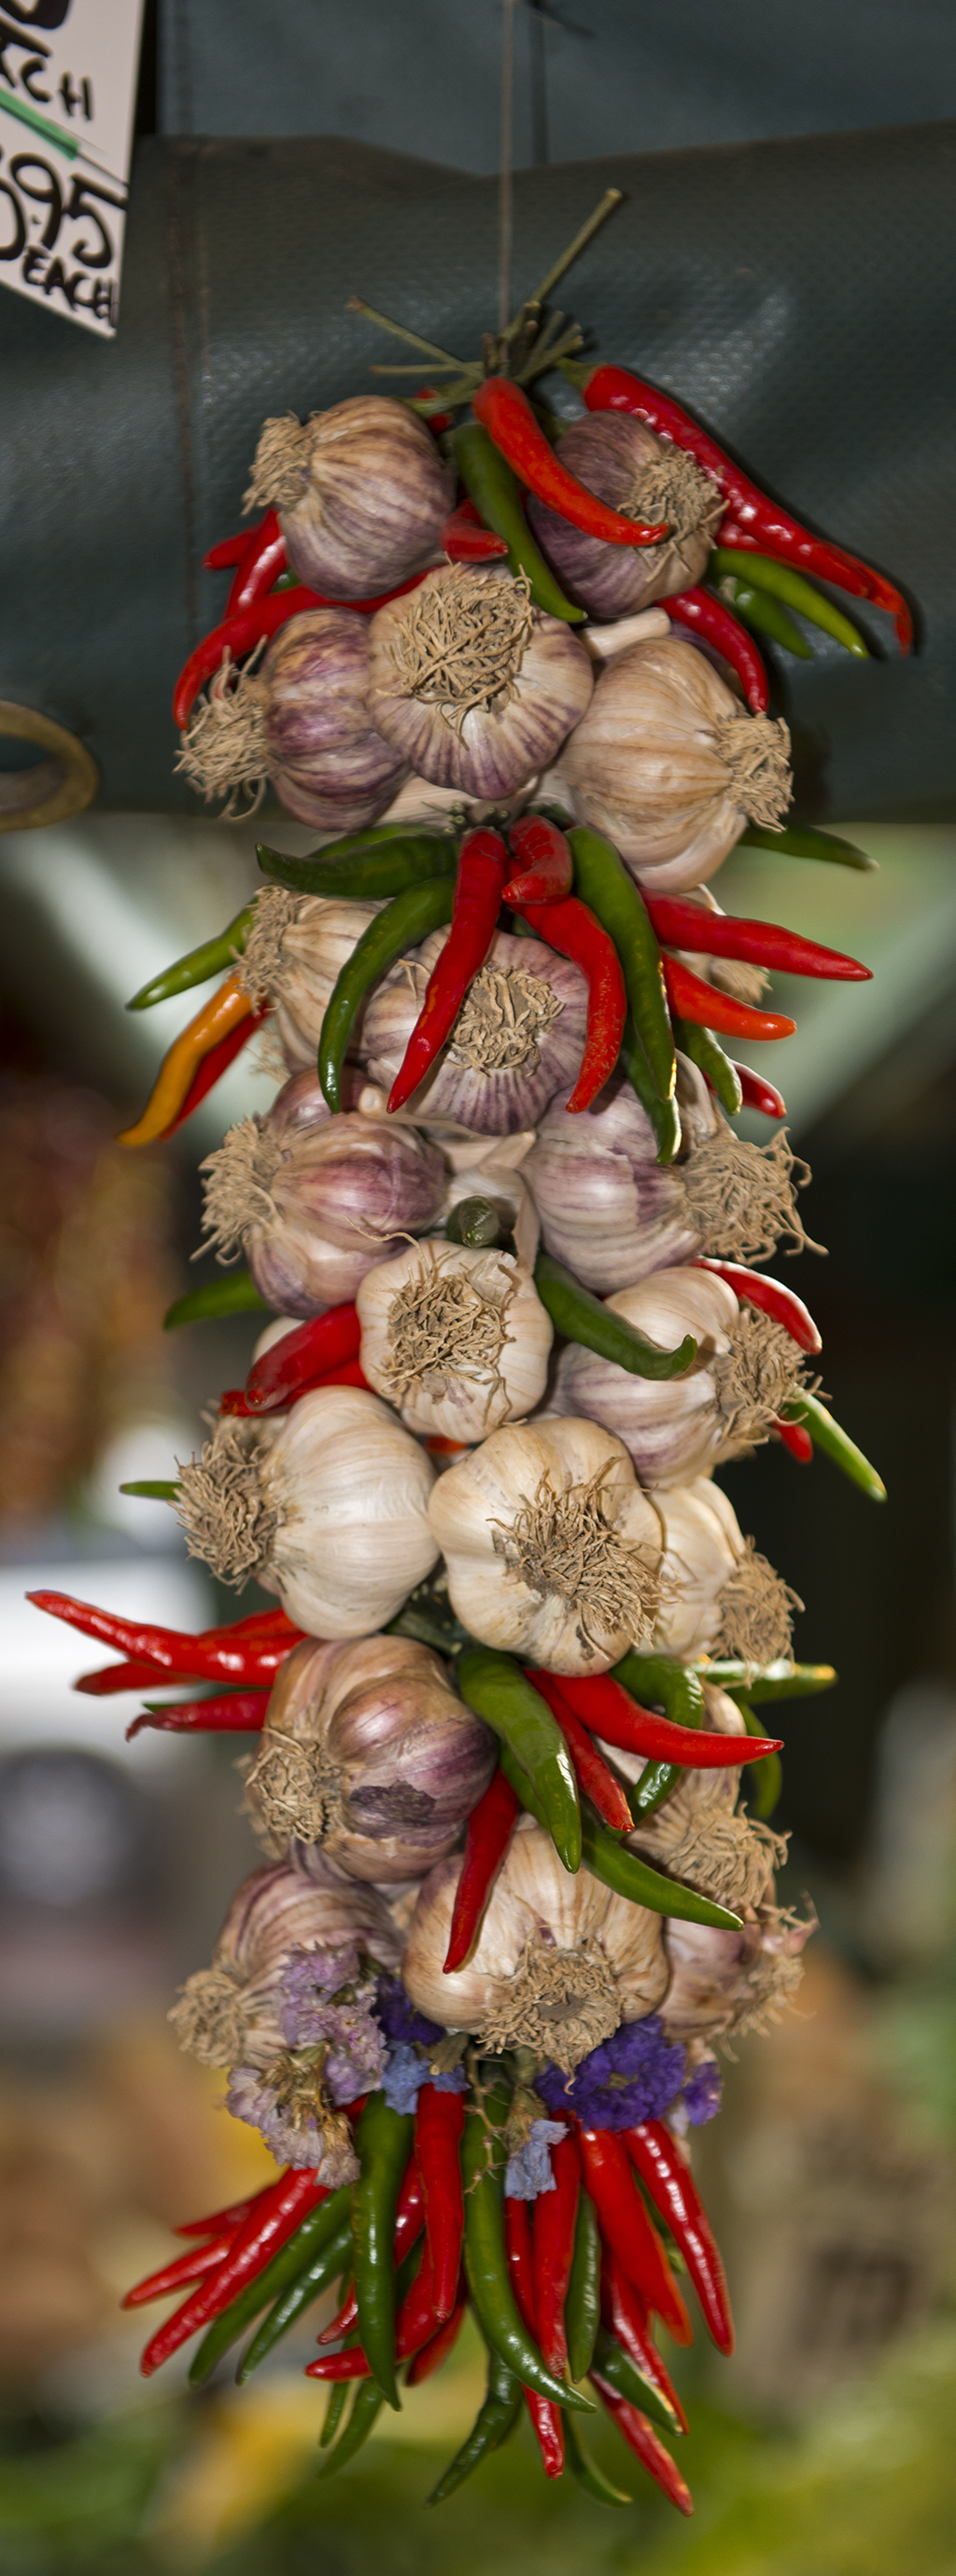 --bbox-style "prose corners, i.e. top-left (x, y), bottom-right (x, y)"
top-left (117, 973), bottom-right (255, 1146)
